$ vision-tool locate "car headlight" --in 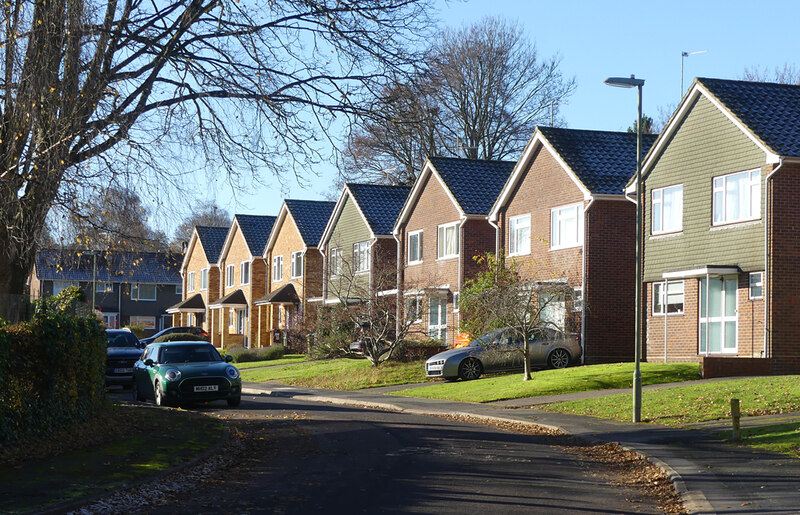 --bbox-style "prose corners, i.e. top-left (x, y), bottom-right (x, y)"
top-left (165, 369), bottom-right (181, 382)
top-left (226, 366), bottom-right (240, 380)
